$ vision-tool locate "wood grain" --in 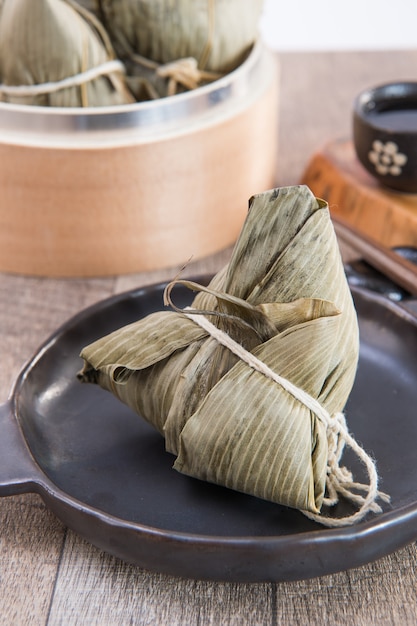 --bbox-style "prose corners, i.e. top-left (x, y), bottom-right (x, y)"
top-left (331, 213), bottom-right (417, 296)
top-left (0, 53), bottom-right (278, 277)
top-left (47, 532), bottom-right (273, 626)
top-left (0, 494), bottom-right (64, 626)
top-left (44, 534), bottom-right (417, 626)
top-left (2, 50), bottom-right (417, 626)
top-left (302, 138), bottom-right (417, 250)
